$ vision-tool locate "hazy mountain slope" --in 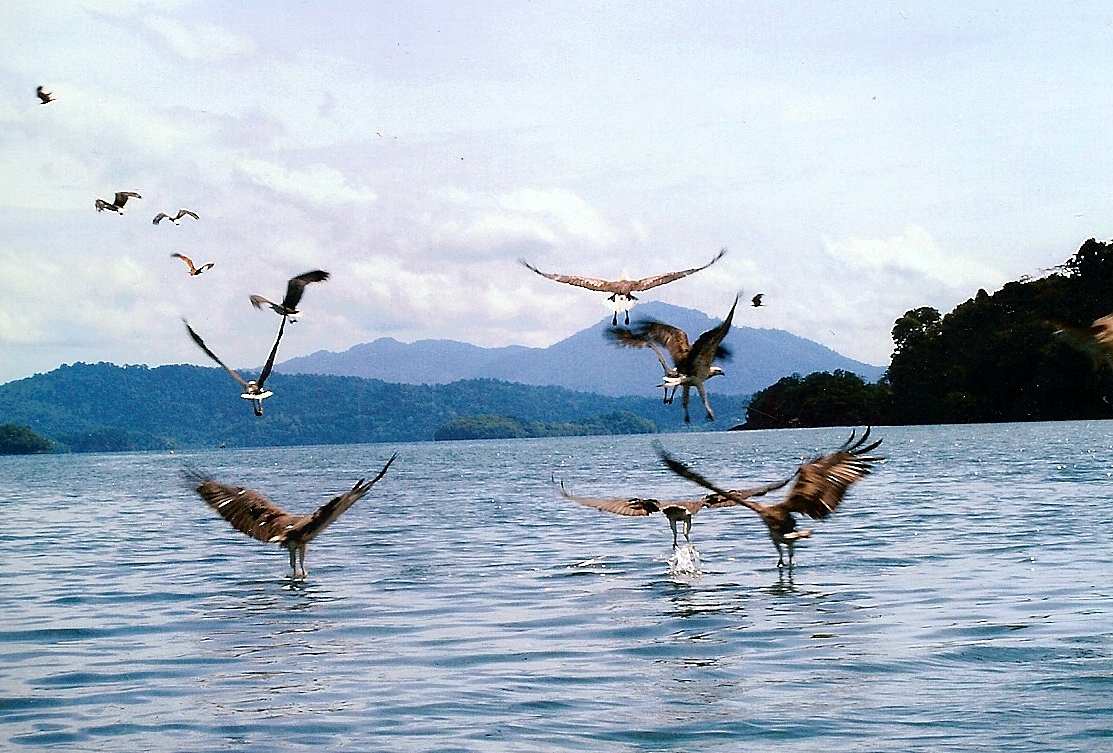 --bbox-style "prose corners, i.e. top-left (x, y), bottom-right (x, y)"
top-left (278, 302), bottom-right (885, 396)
